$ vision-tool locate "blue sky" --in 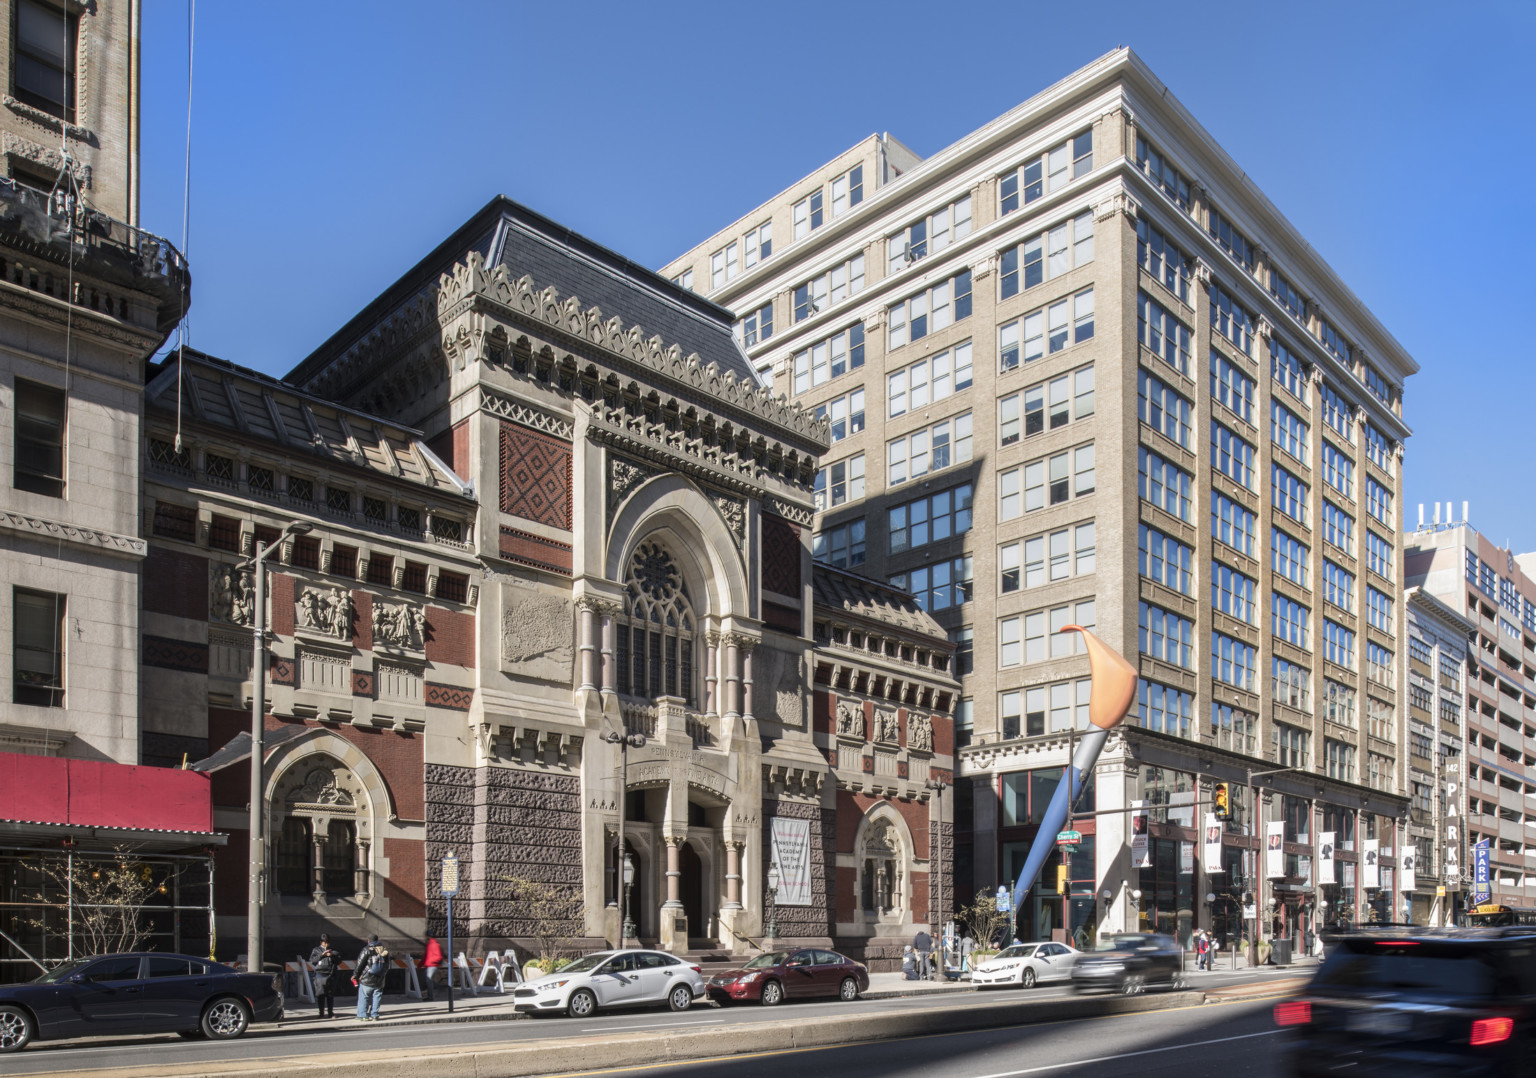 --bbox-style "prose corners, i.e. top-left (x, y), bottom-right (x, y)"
top-left (140, 0), bottom-right (1536, 544)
